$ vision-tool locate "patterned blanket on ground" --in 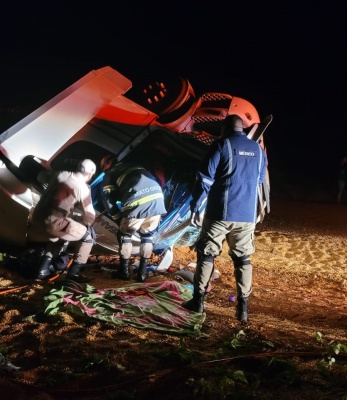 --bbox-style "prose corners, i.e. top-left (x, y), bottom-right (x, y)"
top-left (44, 280), bottom-right (206, 337)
